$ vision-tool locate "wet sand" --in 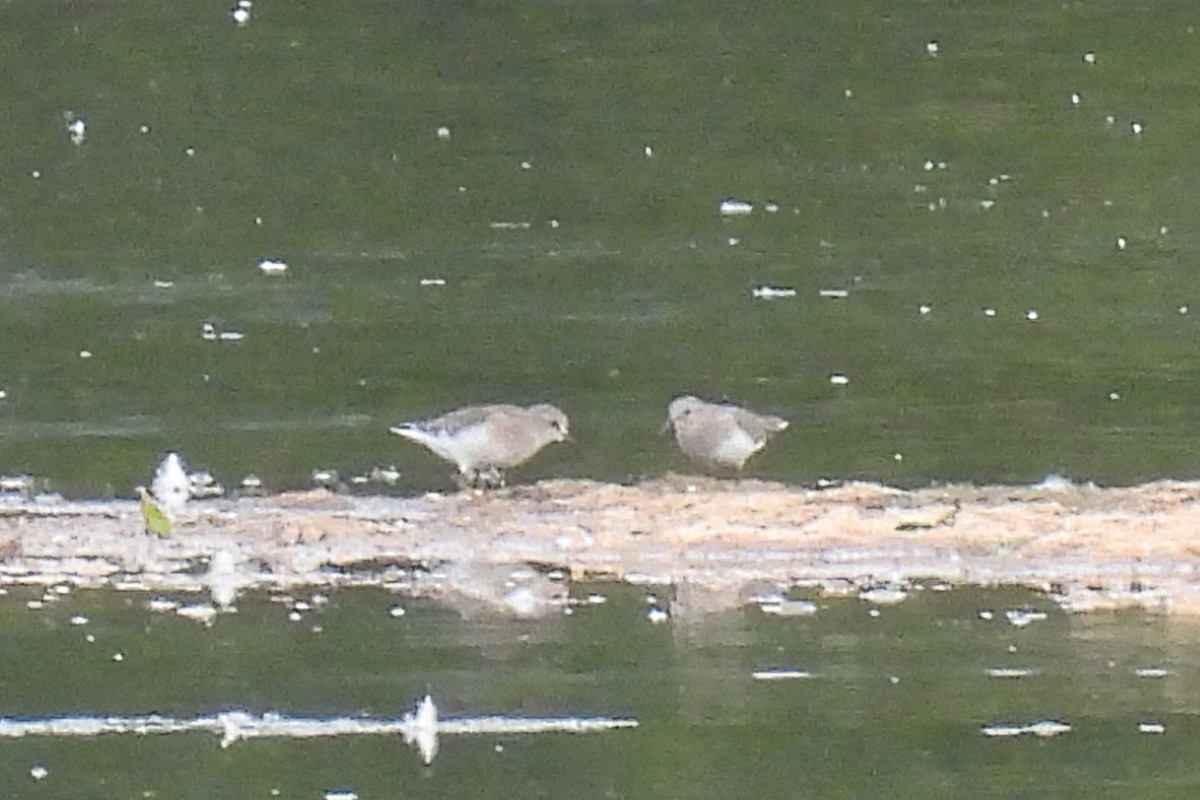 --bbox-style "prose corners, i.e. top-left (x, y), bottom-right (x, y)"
top-left (2, 476), bottom-right (1198, 617)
